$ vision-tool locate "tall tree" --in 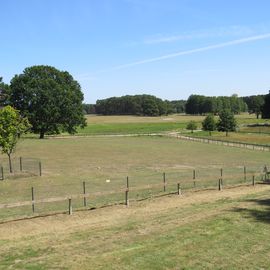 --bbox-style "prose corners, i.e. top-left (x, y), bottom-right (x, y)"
top-left (202, 114), bottom-right (216, 135)
top-left (217, 110), bottom-right (237, 136)
top-left (0, 106), bottom-right (30, 172)
top-left (9, 65), bottom-right (86, 138)
top-left (262, 92), bottom-right (270, 119)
